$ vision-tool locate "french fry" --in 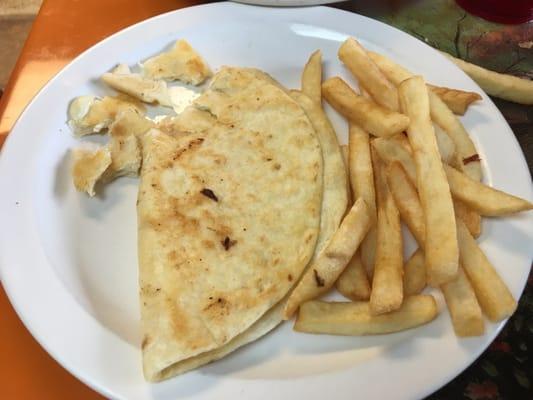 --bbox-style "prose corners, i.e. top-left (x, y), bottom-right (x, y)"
top-left (294, 295), bottom-right (438, 335)
top-left (374, 137), bottom-right (532, 217)
top-left (283, 198), bottom-right (371, 319)
top-left (428, 91), bottom-right (482, 182)
top-left (369, 149), bottom-right (403, 314)
top-left (404, 249), bottom-right (427, 296)
top-left (428, 84), bottom-right (481, 115)
top-left (390, 133), bottom-right (412, 153)
top-left (359, 86), bottom-right (372, 99)
top-left (338, 38), bottom-right (400, 111)
top-left (433, 123), bottom-right (456, 165)
top-left (456, 219), bottom-right (517, 321)
top-left (398, 76), bottom-right (458, 287)
top-left (367, 51), bottom-right (482, 181)
top-left (301, 50), bottom-right (322, 104)
top-left (385, 163), bottom-right (427, 296)
top-left (341, 144), bottom-right (349, 166)
top-left (386, 162), bottom-right (425, 246)
top-left (336, 251), bottom-right (371, 301)
top-left (349, 123), bottom-right (377, 278)
top-left (453, 199), bottom-right (481, 238)
top-left (386, 161), bottom-right (485, 336)
top-left (444, 164), bottom-right (533, 216)
top-left (390, 125), bottom-right (455, 165)
top-left (441, 266), bottom-right (485, 336)
top-left (339, 141), bottom-right (370, 300)
top-left (441, 51), bottom-right (533, 105)
top-left (322, 77), bottom-right (409, 138)
top-left (367, 51), bottom-right (412, 85)
top-left (386, 127), bottom-right (455, 169)
top-left (373, 137), bottom-right (417, 183)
